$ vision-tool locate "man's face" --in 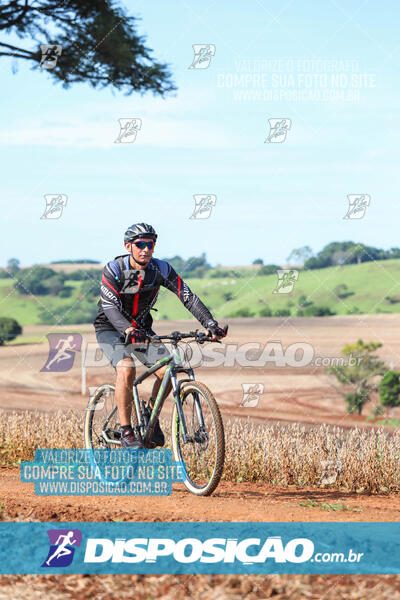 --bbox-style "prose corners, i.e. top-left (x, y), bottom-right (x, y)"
top-left (125, 237), bottom-right (155, 266)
